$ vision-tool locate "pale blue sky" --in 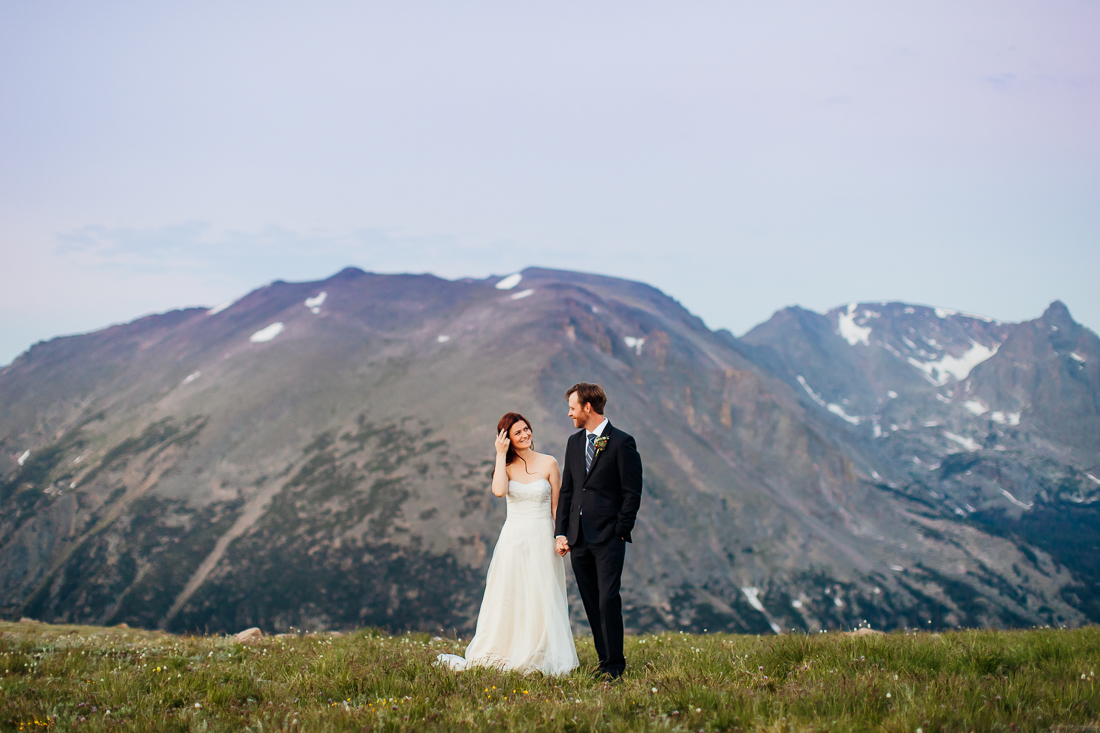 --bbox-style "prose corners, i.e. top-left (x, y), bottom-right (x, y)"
top-left (2, 2), bottom-right (1098, 365)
